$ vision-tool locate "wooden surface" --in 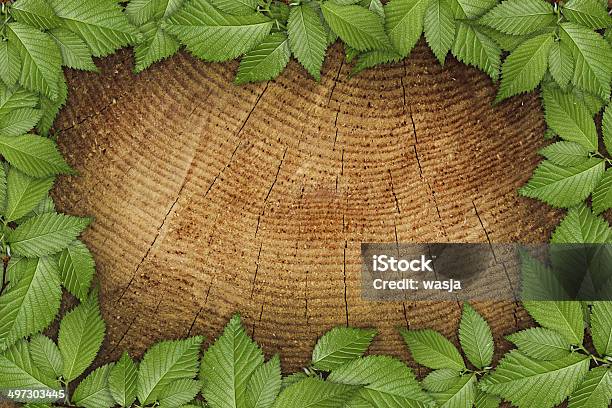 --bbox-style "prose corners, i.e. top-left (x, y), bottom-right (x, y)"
top-left (52, 42), bottom-right (562, 373)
